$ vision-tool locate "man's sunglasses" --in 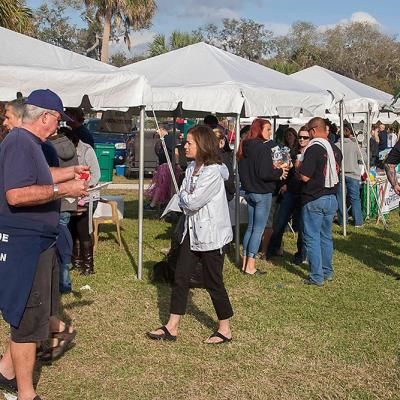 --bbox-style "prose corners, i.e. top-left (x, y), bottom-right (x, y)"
top-left (298, 136), bottom-right (310, 140)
